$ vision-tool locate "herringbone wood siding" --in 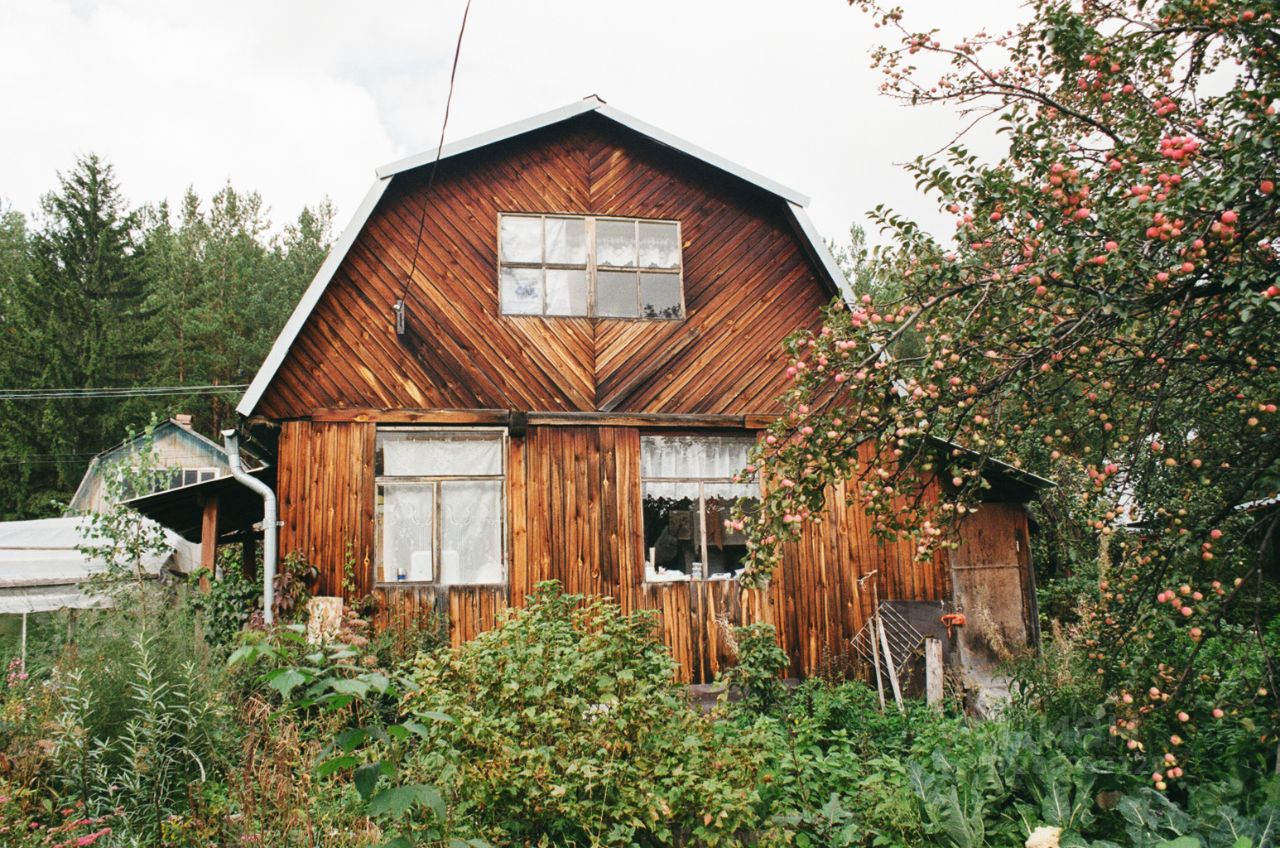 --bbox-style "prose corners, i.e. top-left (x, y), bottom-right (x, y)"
top-left (261, 114), bottom-right (1024, 684)
top-left (256, 116), bottom-right (831, 419)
